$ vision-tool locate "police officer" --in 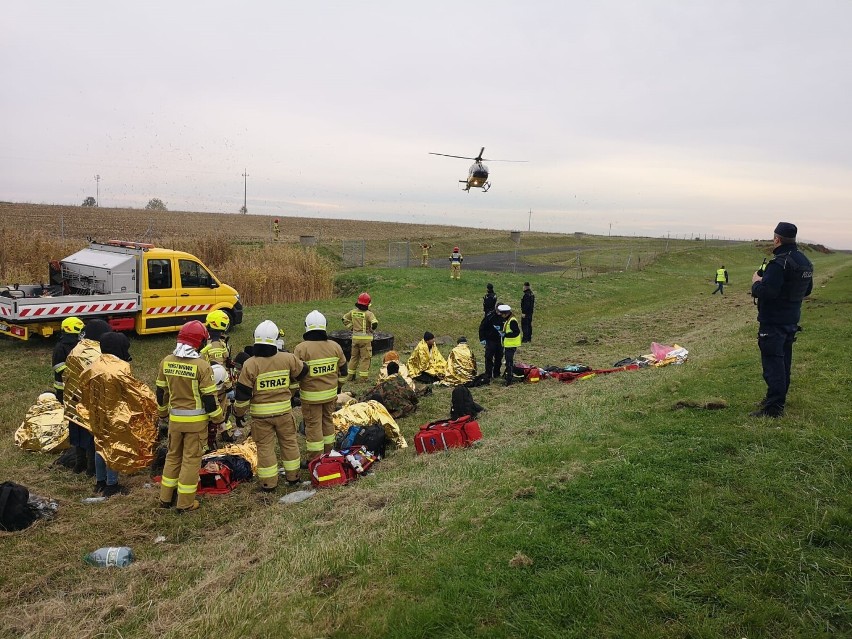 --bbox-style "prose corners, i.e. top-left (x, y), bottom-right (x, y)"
top-left (497, 304), bottom-right (522, 385)
top-left (750, 222), bottom-right (813, 418)
top-left (294, 311), bottom-right (348, 459)
top-left (483, 283), bottom-right (497, 315)
top-left (233, 320), bottom-right (307, 490)
top-left (342, 293), bottom-right (378, 381)
top-left (156, 321), bottom-right (224, 512)
top-left (479, 306), bottom-right (504, 383)
top-left (521, 282), bottom-right (535, 342)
